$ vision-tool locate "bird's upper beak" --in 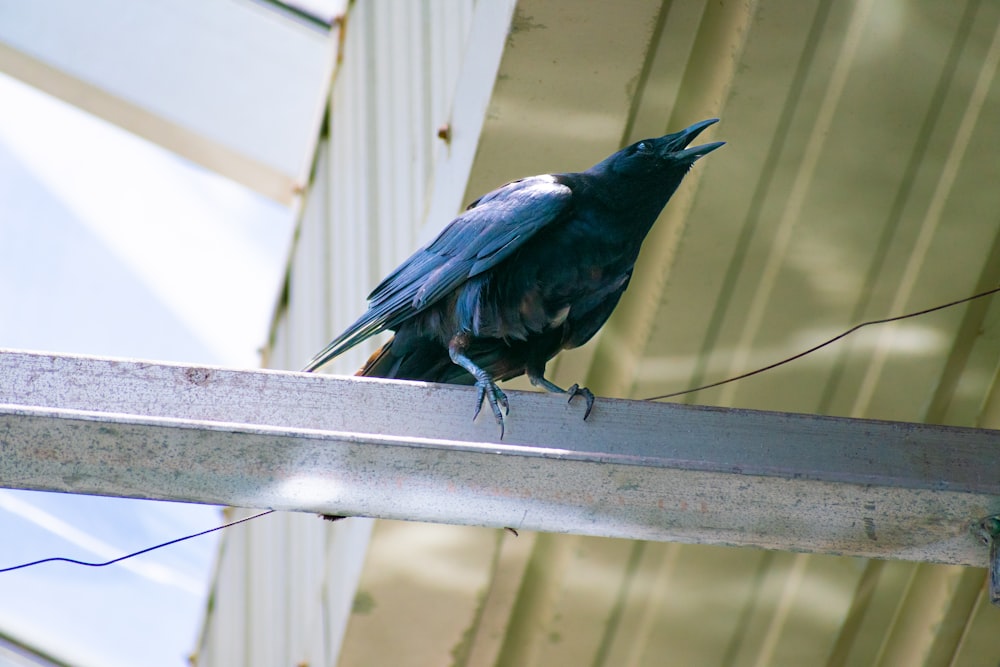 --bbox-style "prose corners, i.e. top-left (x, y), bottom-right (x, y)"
top-left (667, 118), bottom-right (725, 161)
